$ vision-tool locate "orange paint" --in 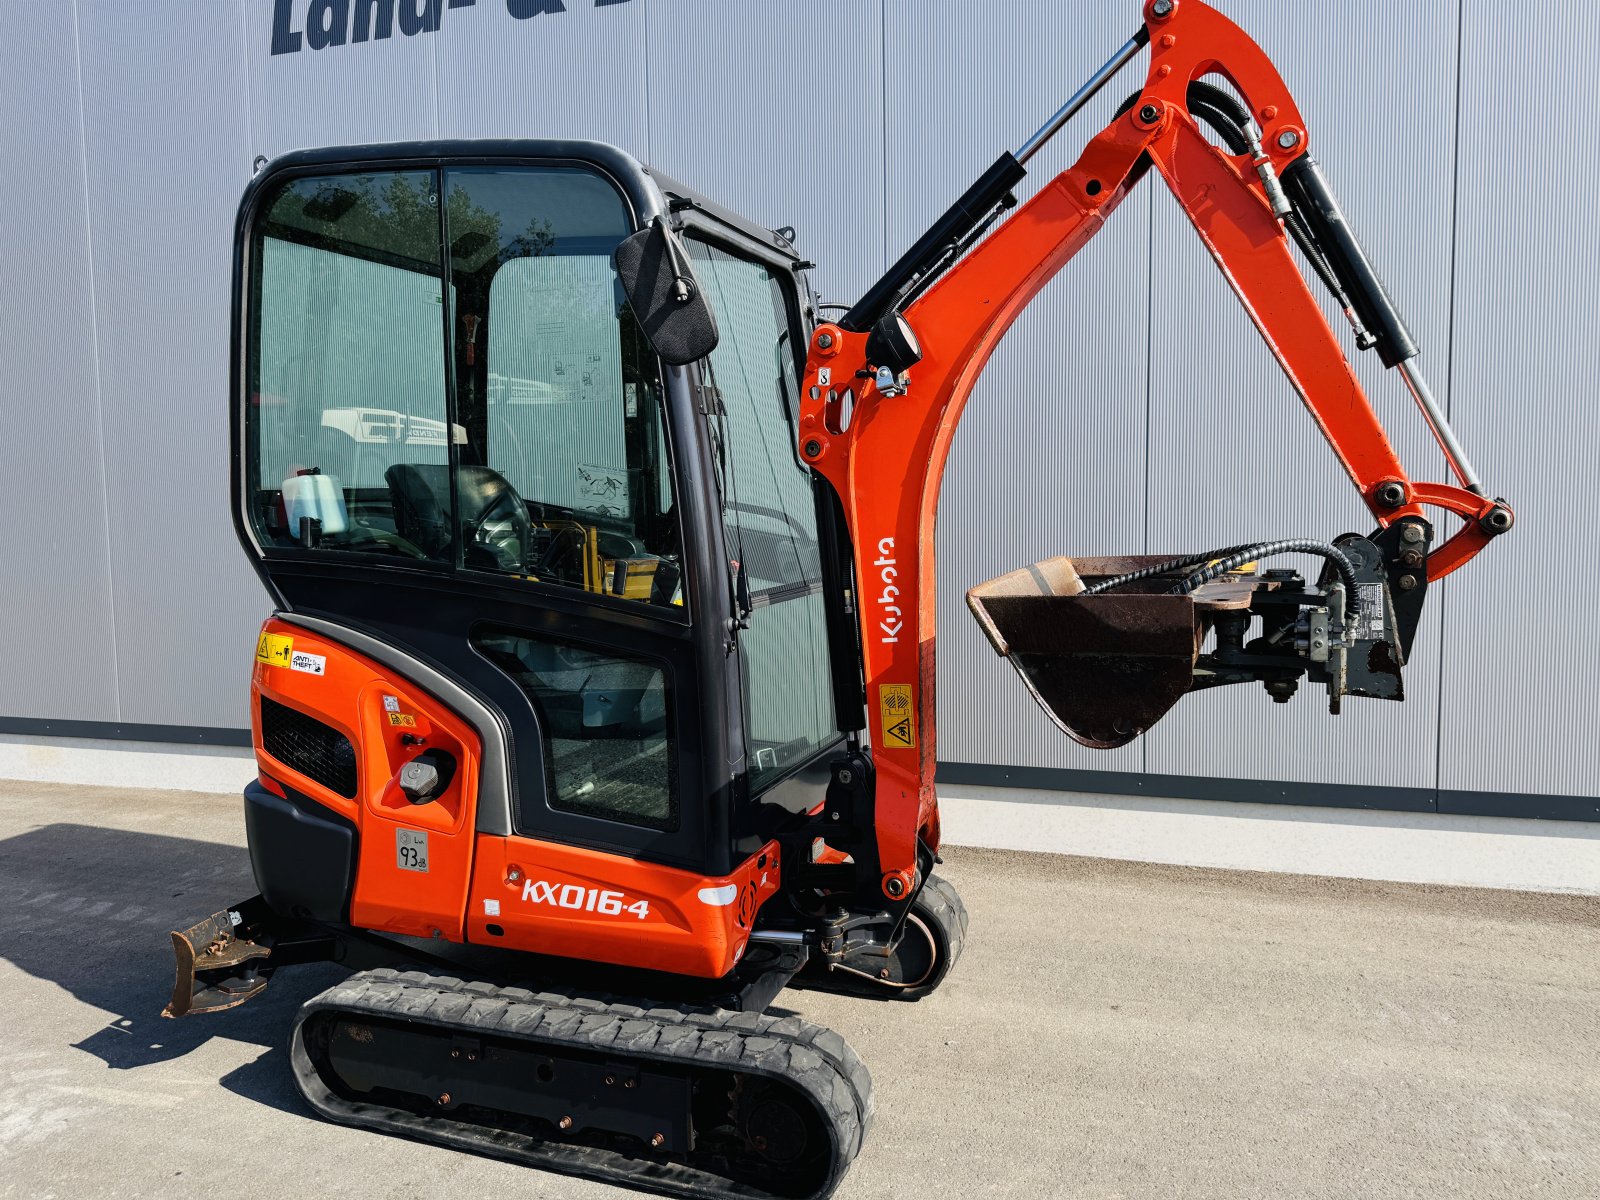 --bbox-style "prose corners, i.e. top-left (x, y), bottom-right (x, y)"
top-left (254, 617), bottom-right (482, 940)
top-left (466, 837), bottom-right (782, 979)
top-left (251, 617), bottom-right (781, 978)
